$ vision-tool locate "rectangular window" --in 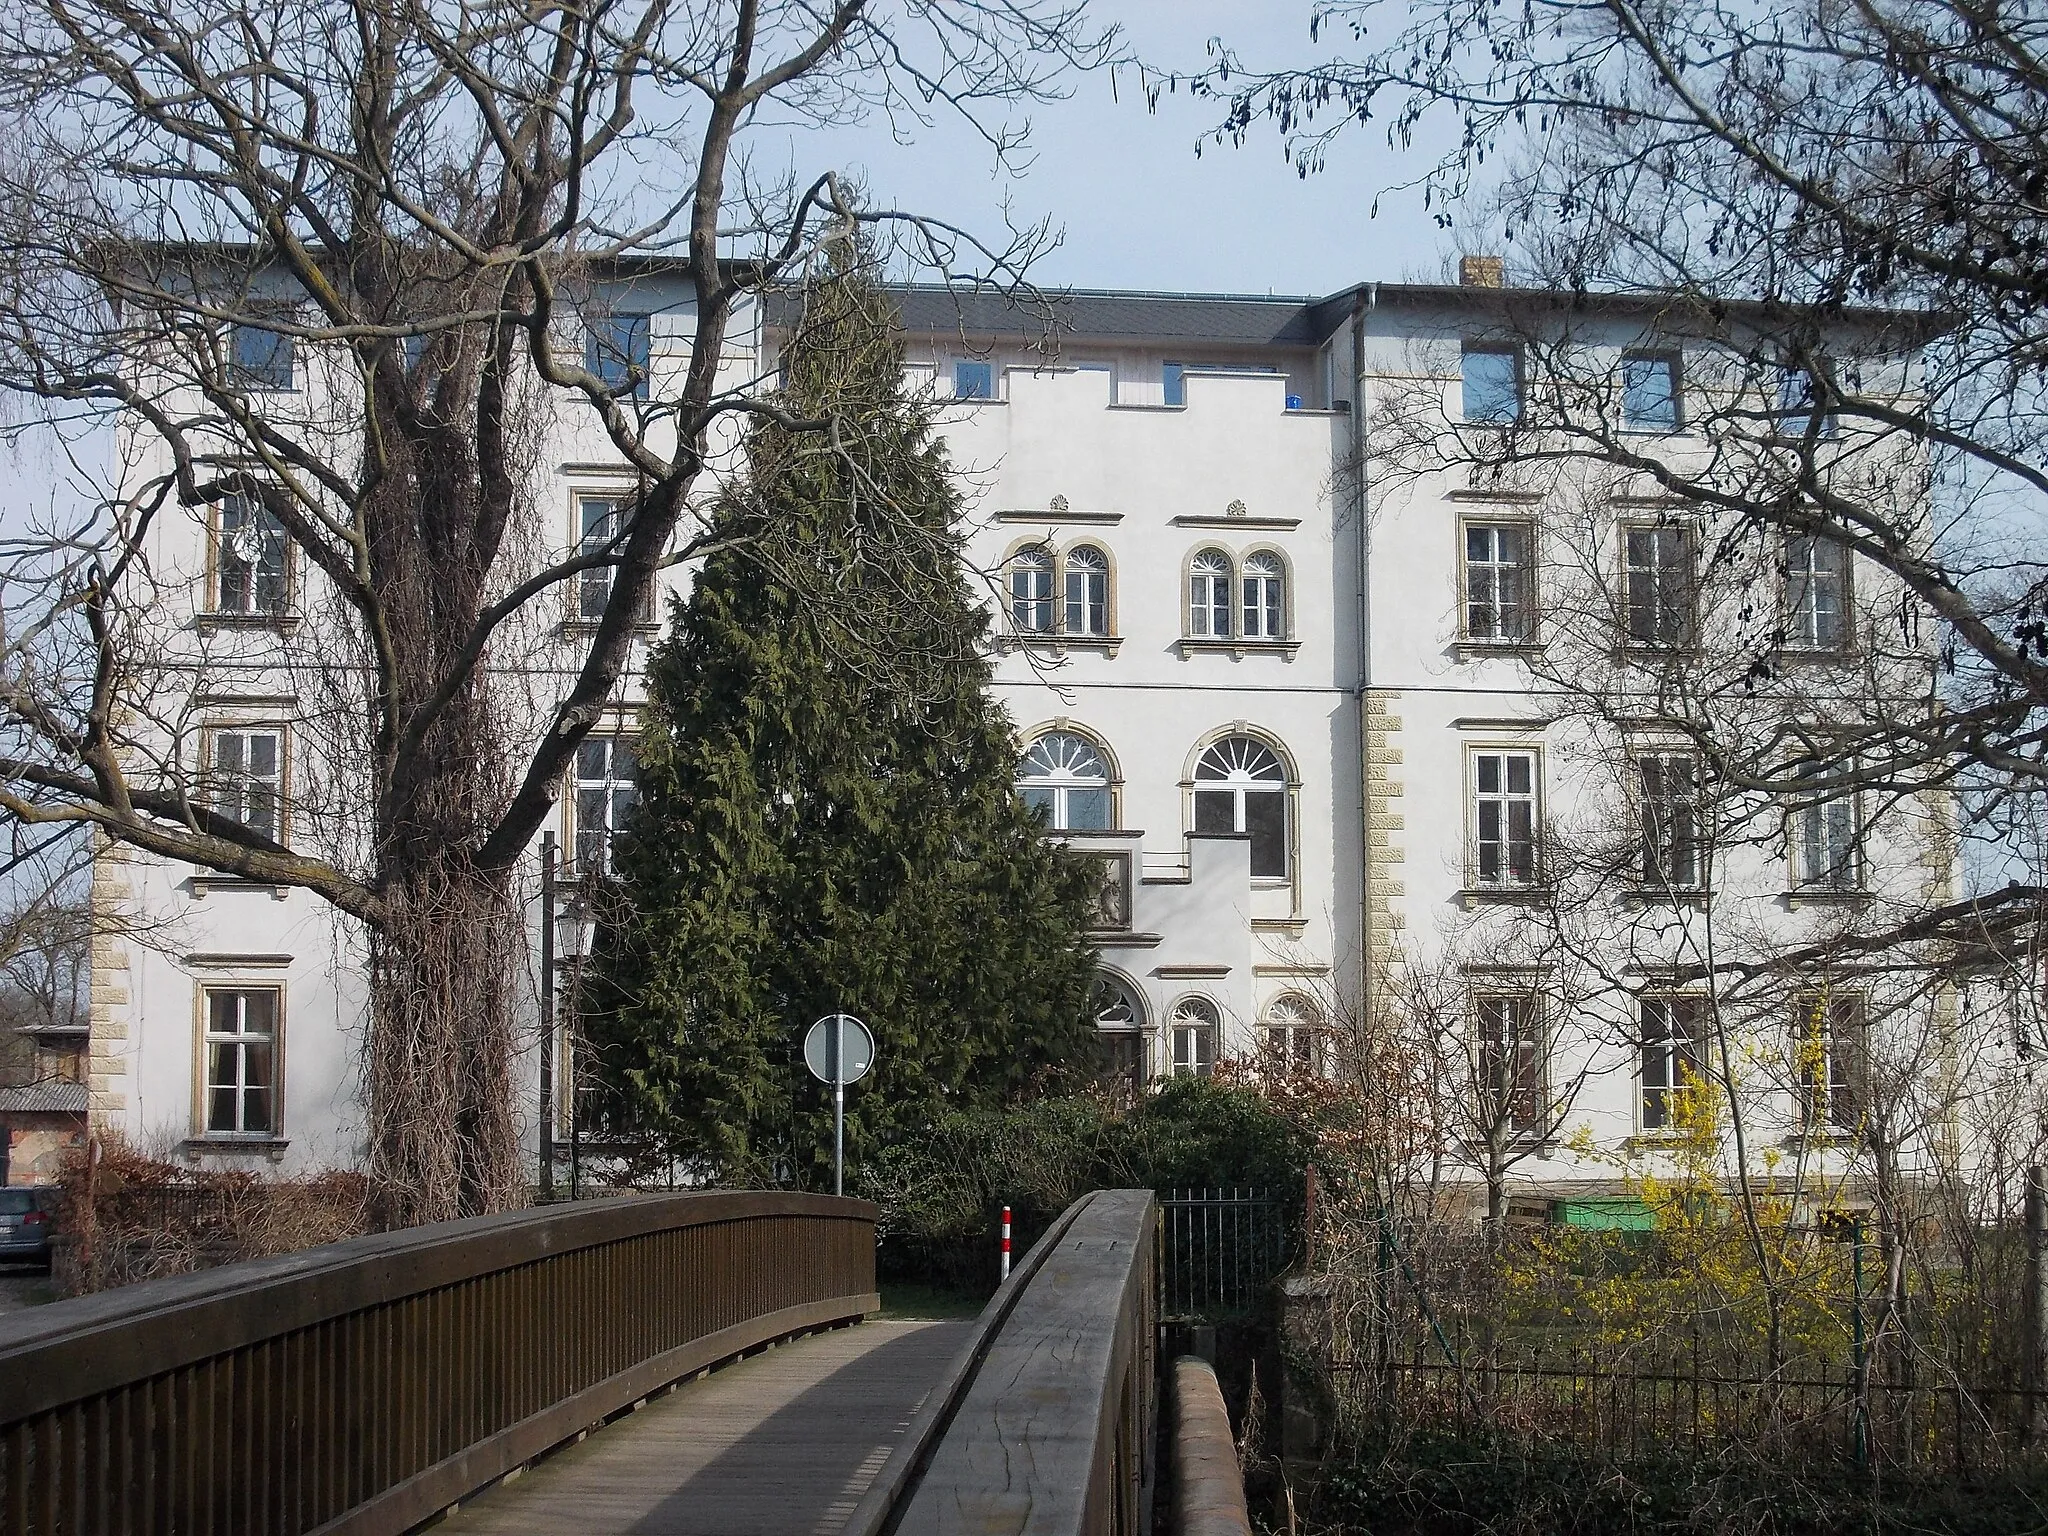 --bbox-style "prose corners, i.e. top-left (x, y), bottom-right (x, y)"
top-left (1162, 362), bottom-right (1185, 407)
top-left (574, 735), bottom-right (638, 875)
top-left (1622, 352), bottom-right (1680, 431)
top-left (587, 313), bottom-right (651, 398)
top-left (1638, 753), bottom-right (1703, 890)
top-left (1471, 749), bottom-right (1539, 887)
top-left (213, 494), bottom-right (288, 616)
top-left (954, 360), bottom-right (994, 400)
top-left (1624, 524), bottom-right (1696, 647)
top-left (1463, 524), bottom-right (1534, 643)
top-left (231, 324), bottom-right (295, 390)
top-left (1461, 346), bottom-right (1523, 424)
top-left (1786, 535), bottom-right (1851, 650)
top-left (1640, 995), bottom-right (1706, 1130)
top-left (207, 728), bottom-right (284, 844)
top-left (203, 986), bottom-right (280, 1136)
top-left (1474, 993), bottom-right (1542, 1136)
top-left (1793, 767), bottom-right (1861, 892)
top-left (1793, 992), bottom-right (1865, 1132)
top-left (1777, 366), bottom-right (1837, 438)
